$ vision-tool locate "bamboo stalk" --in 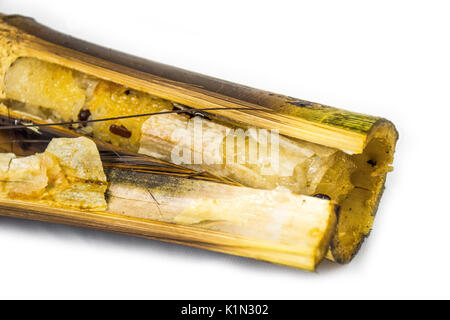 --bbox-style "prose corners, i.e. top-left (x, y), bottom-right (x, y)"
top-left (0, 14), bottom-right (398, 263)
